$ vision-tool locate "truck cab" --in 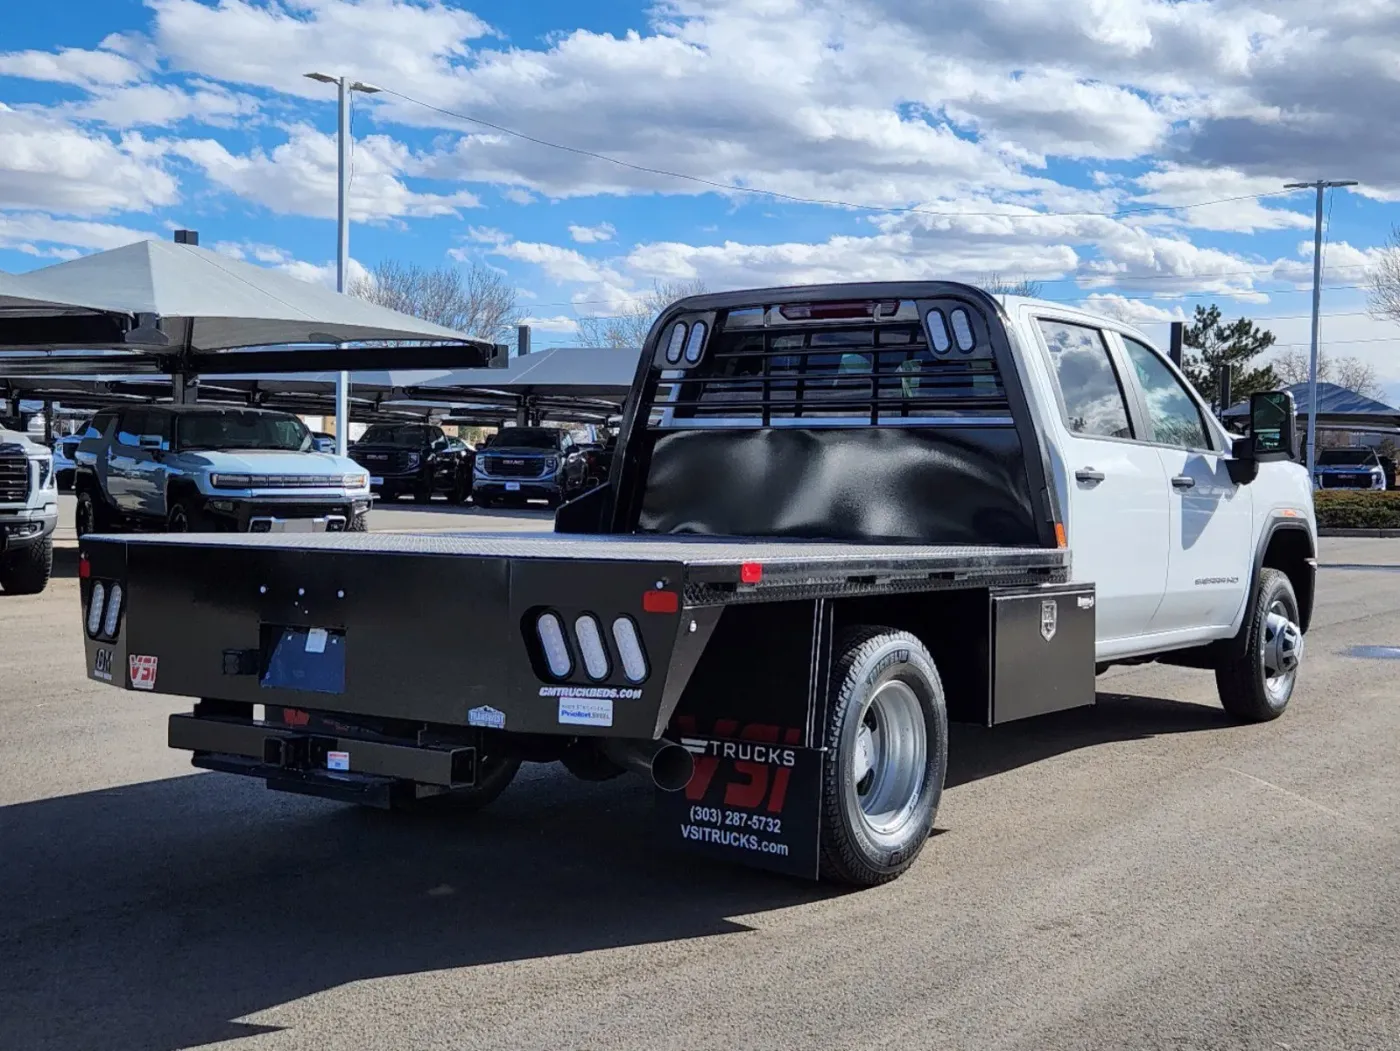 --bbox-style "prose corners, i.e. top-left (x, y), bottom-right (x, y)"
top-left (1001, 299), bottom-right (1314, 663)
top-left (348, 423), bottom-right (473, 504)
